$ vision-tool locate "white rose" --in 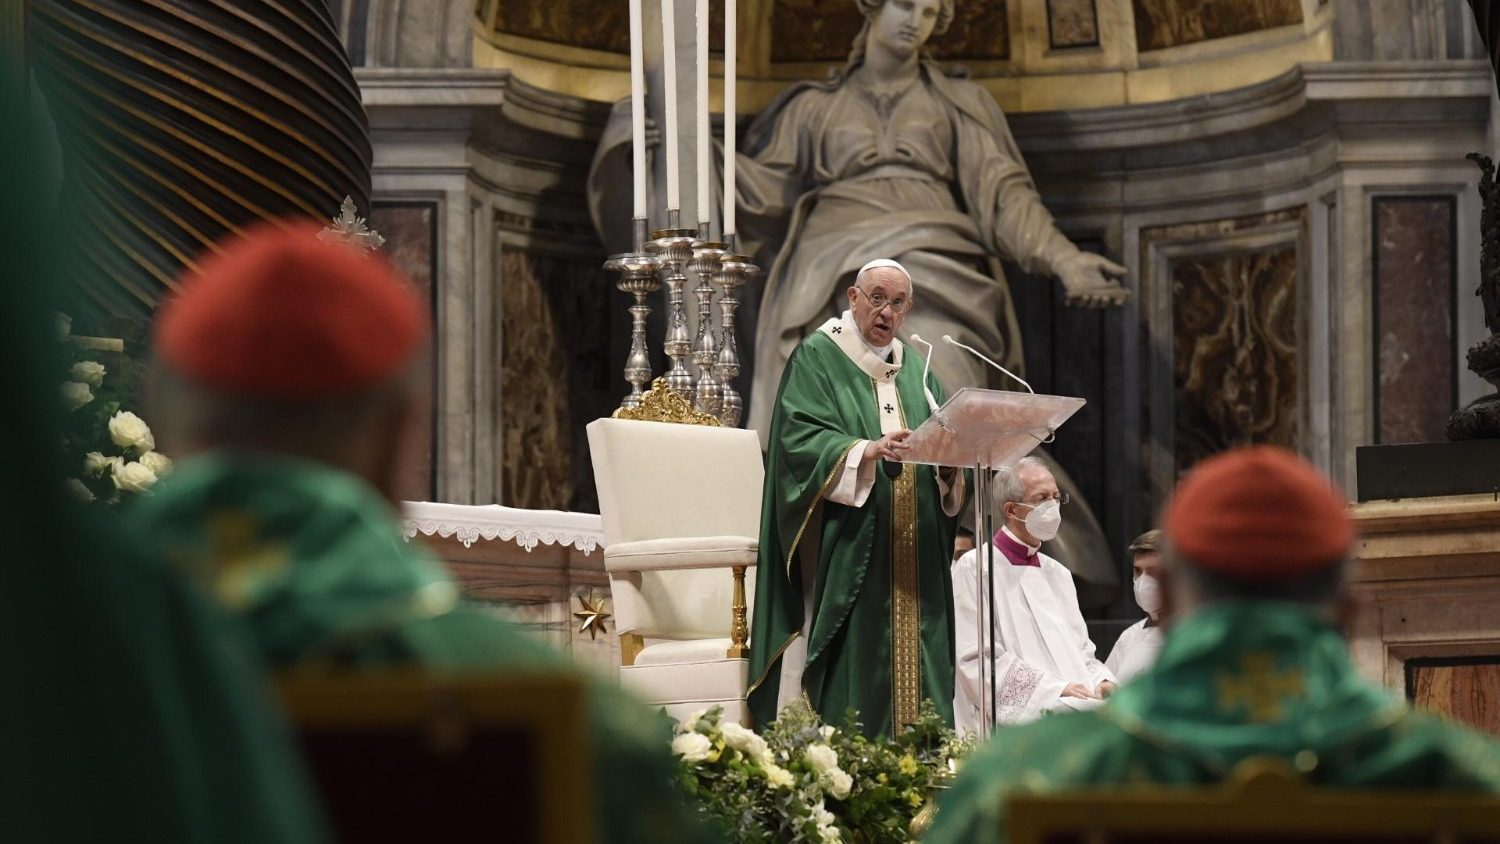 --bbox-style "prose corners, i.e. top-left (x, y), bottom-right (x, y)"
top-left (819, 825), bottom-right (843, 844)
top-left (814, 802), bottom-right (836, 829)
top-left (112, 460), bottom-right (158, 493)
top-left (108, 411), bottom-right (155, 453)
top-left (806, 743), bottom-right (839, 775)
top-left (71, 361), bottom-right (106, 387)
top-left (671, 732), bottom-right (713, 763)
top-left (61, 381), bottom-right (94, 411)
top-left (83, 452), bottom-right (112, 476)
top-left (720, 722), bottom-right (769, 764)
top-left (827, 768), bottom-right (853, 800)
top-left (66, 478), bottom-right (95, 502)
top-left (139, 451), bottom-right (174, 477)
top-left (820, 725), bottom-right (836, 741)
top-left (764, 763), bottom-right (795, 789)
